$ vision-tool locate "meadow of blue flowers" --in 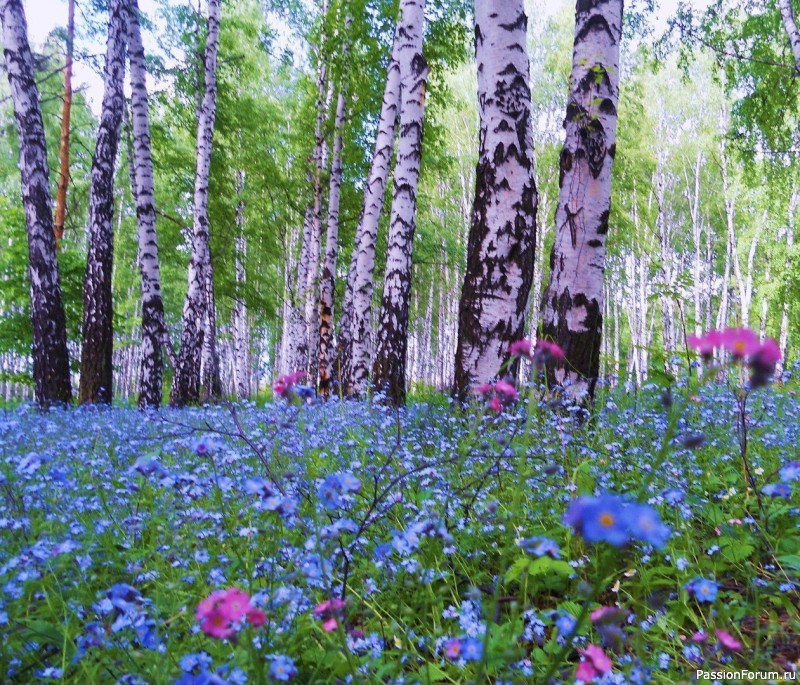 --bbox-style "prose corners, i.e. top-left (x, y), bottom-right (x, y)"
top-left (1, 371), bottom-right (798, 682)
